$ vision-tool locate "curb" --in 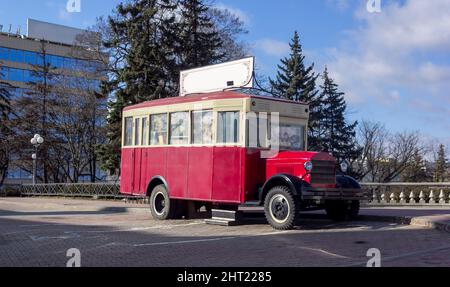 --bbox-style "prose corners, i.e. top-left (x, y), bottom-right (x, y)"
top-left (353, 214), bottom-right (450, 234)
